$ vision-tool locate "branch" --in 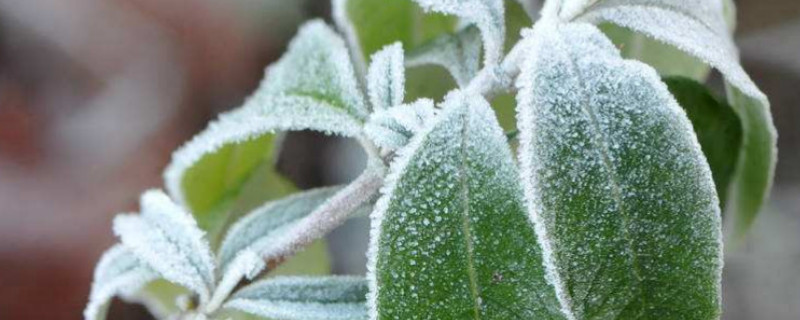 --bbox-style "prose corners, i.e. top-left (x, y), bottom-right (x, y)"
top-left (465, 40), bottom-right (526, 99)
